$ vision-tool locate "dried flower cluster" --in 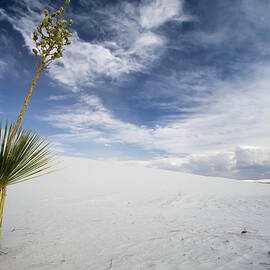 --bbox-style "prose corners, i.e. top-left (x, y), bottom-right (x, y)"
top-left (32, 0), bottom-right (72, 70)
